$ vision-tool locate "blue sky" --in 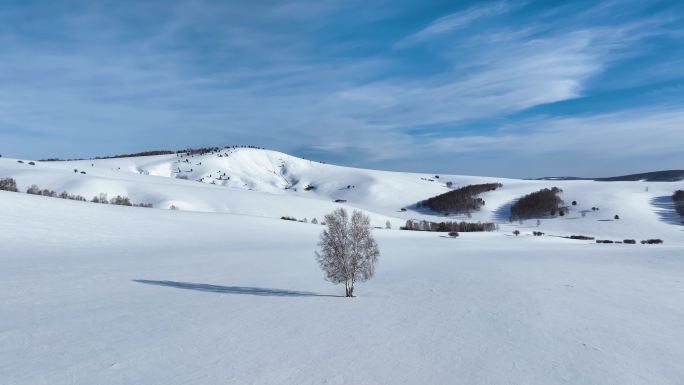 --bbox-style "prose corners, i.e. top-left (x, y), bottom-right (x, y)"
top-left (0, 0), bottom-right (682, 177)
